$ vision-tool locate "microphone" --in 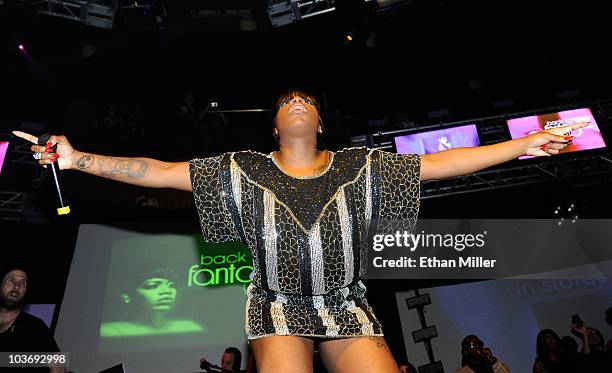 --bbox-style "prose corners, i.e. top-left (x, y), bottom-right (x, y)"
top-left (199, 358), bottom-right (234, 372)
top-left (200, 358), bottom-right (215, 370)
top-left (38, 134), bottom-right (71, 215)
